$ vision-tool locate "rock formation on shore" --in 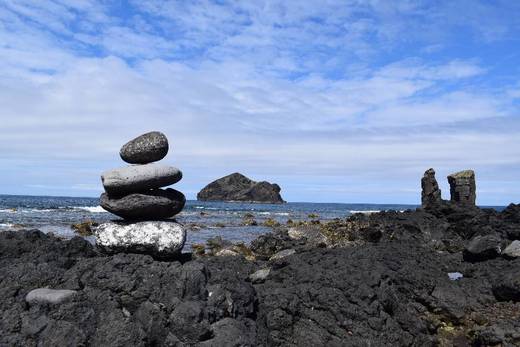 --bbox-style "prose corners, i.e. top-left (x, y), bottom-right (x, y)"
top-left (421, 168), bottom-right (477, 207)
top-left (97, 131), bottom-right (186, 259)
top-left (421, 168), bottom-right (442, 208)
top-left (197, 172), bottom-right (285, 204)
top-left (448, 170), bottom-right (476, 205)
